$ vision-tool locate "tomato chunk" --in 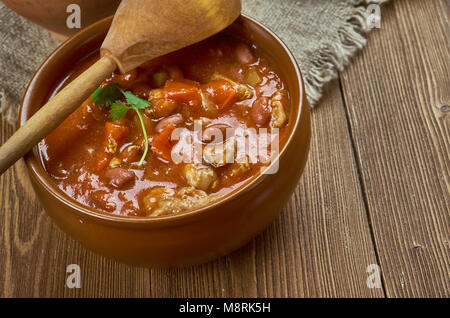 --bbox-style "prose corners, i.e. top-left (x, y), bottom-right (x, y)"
top-left (96, 122), bottom-right (130, 172)
top-left (46, 99), bottom-right (96, 159)
top-left (202, 80), bottom-right (238, 110)
top-left (151, 124), bottom-right (176, 161)
top-left (163, 79), bottom-right (200, 106)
